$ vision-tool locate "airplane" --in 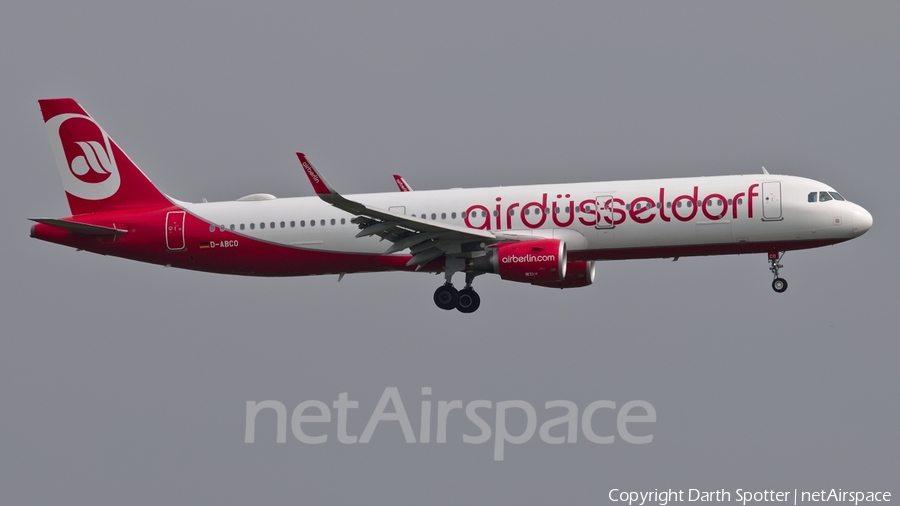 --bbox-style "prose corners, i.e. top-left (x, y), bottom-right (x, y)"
top-left (30, 98), bottom-right (873, 313)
